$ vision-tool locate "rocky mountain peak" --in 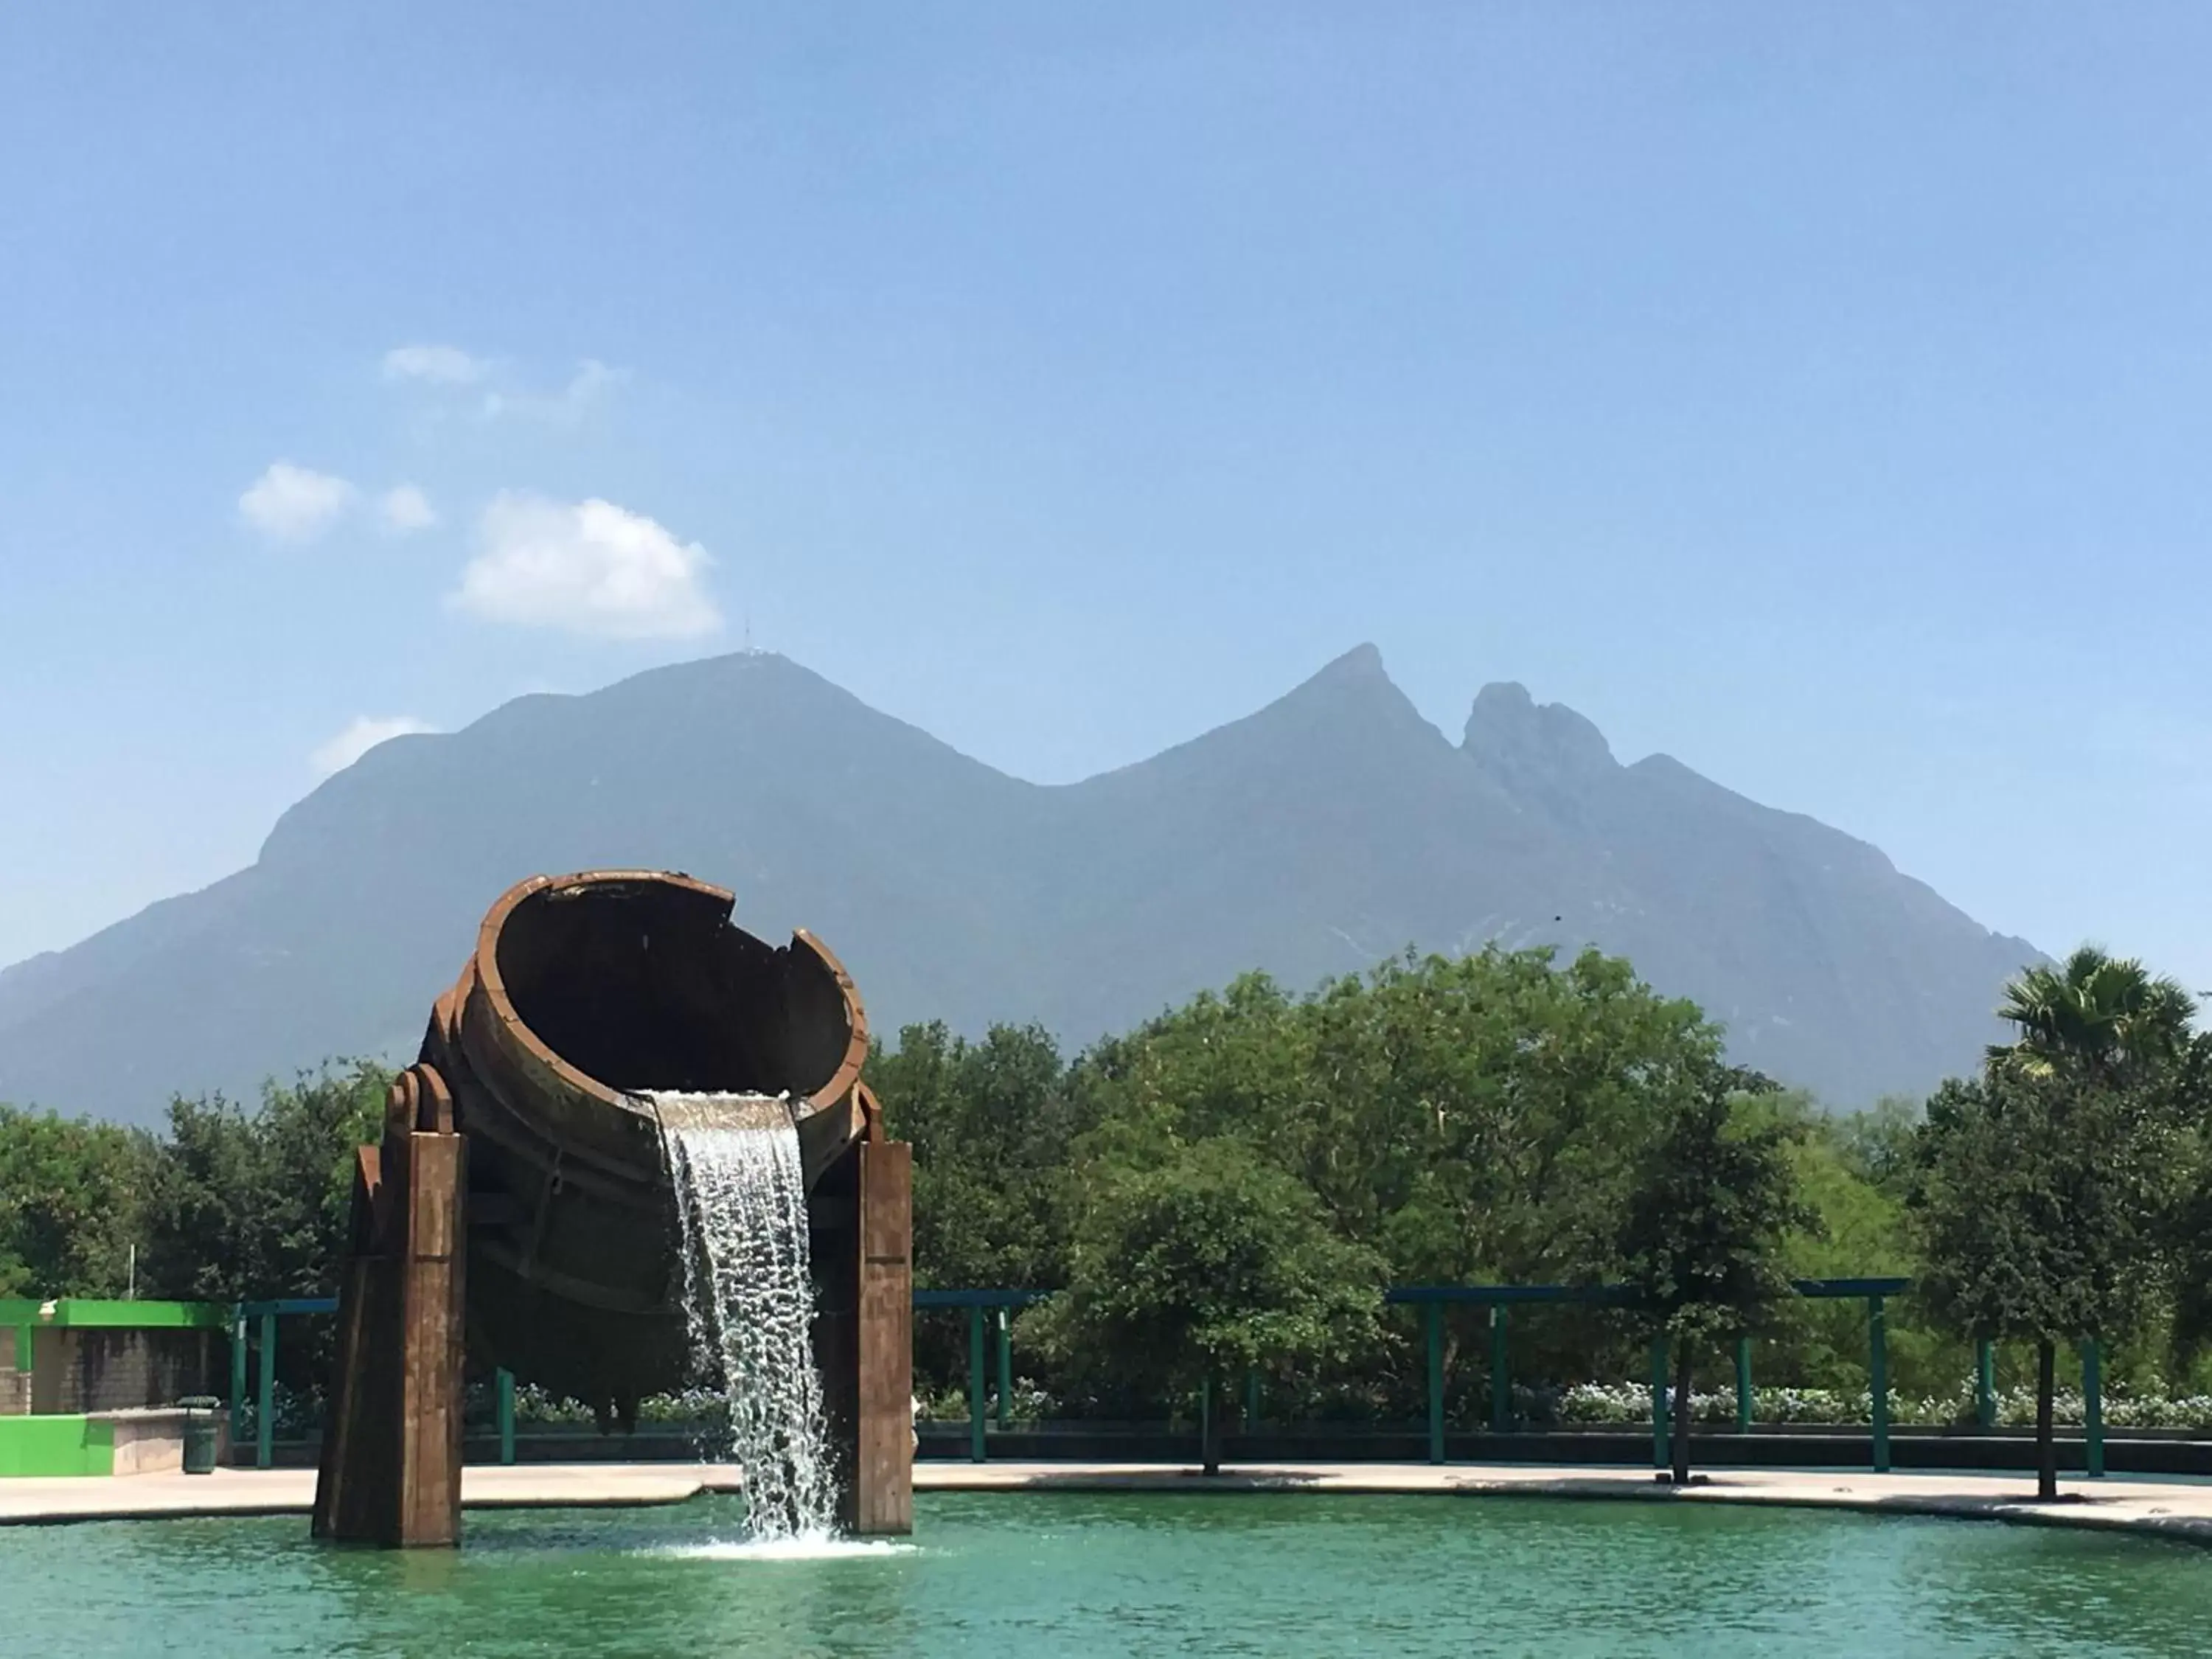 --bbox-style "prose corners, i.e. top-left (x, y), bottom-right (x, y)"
top-left (1462, 681), bottom-right (1618, 784)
